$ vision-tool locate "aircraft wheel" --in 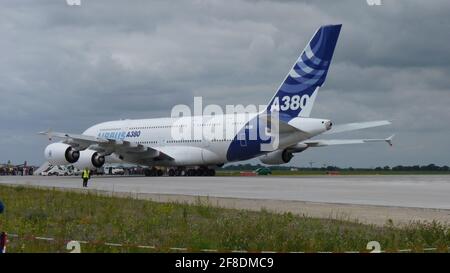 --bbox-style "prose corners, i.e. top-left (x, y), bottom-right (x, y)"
top-left (194, 169), bottom-right (202, 176)
top-left (208, 169), bottom-right (216, 176)
top-left (150, 168), bottom-right (158, 176)
top-left (157, 169), bottom-right (163, 176)
top-left (168, 169), bottom-right (175, 176)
